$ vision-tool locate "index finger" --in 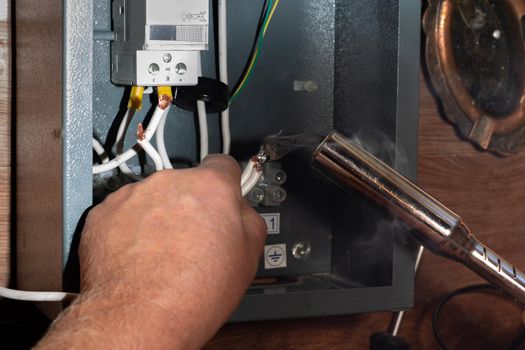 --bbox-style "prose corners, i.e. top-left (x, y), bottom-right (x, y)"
top-left (199, 154), bottom-right (242, 191)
